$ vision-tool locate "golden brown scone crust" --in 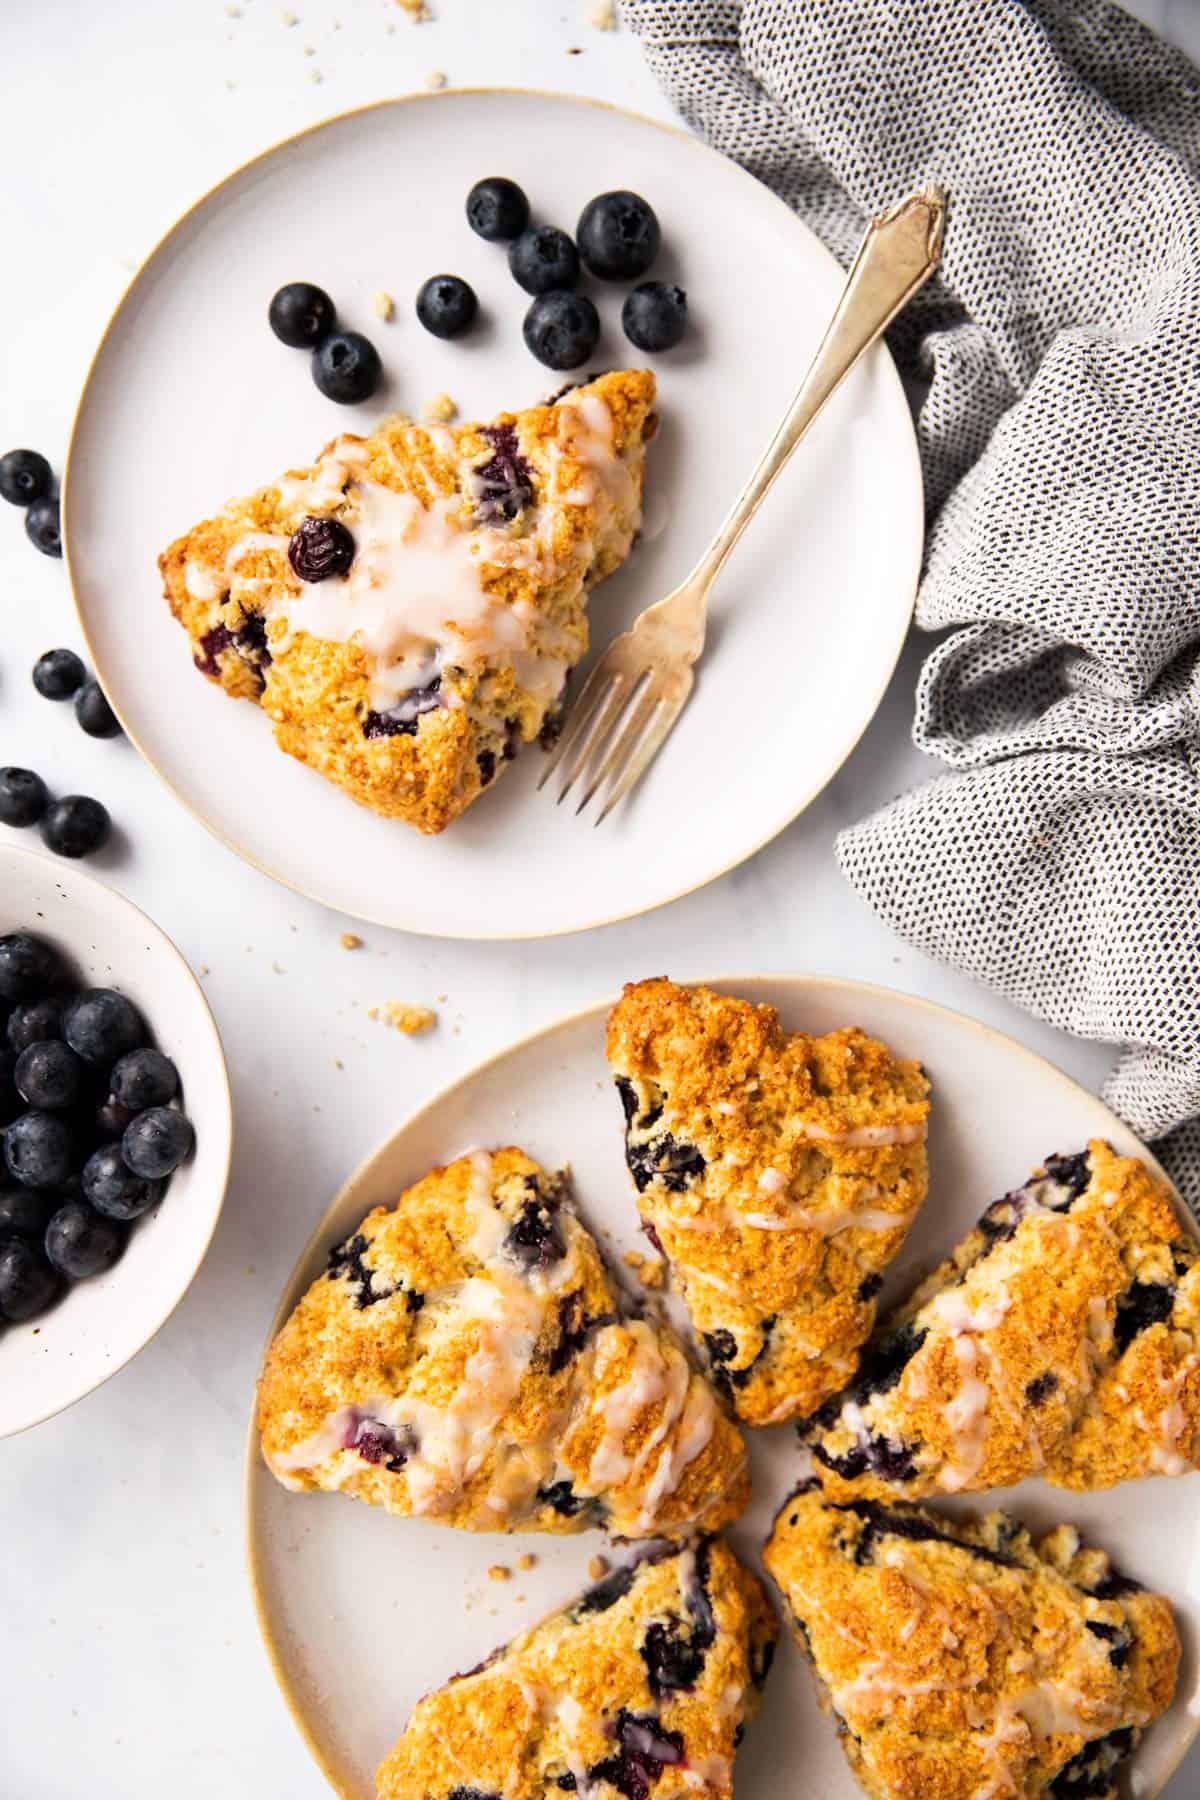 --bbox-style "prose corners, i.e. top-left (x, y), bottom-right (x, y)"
top-left (159, 370), bottom-right (656, 833)
top-left (605, 979), bottom-right (930, 1426)
top-left (257, 1148), bottom-right (748, 1537)
top-left (376, 1537), bottom-right (777, 1800)
top-left (801, 1139), bottom-right (1200, 1499)
top-left (764, 1488), bottom-right (1179, 1800)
